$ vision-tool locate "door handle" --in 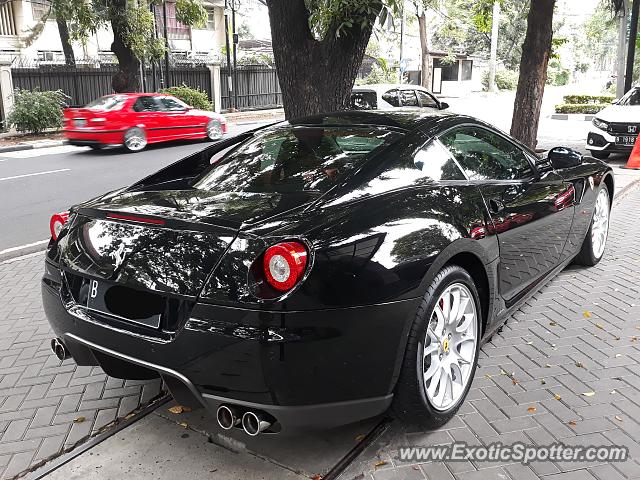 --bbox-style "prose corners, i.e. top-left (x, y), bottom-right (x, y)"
top-left (488, 198), bottom-right (505, 214)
